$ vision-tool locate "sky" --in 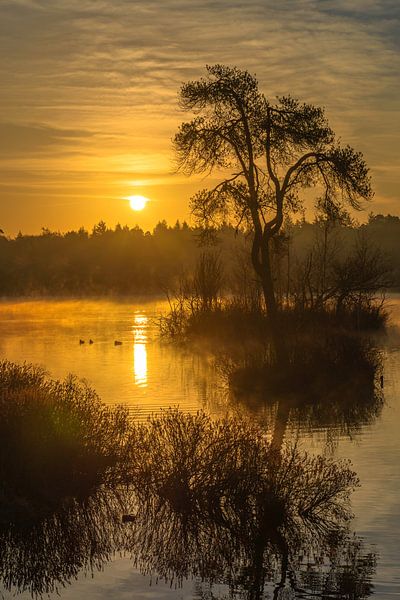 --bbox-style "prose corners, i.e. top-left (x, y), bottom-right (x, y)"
top-left (0, 0), bottom-right (399, 235)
